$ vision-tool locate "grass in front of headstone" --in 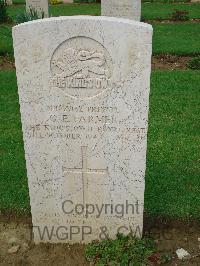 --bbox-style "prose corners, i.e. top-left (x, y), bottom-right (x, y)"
top-left (146, 70), bottom-right (200, 219)
top-left (0, 70), bottom-right (199, 219)
top-left (153, 23), bottom-right (200, 56)
top-left (0, 71), bottom-right (29, 213)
